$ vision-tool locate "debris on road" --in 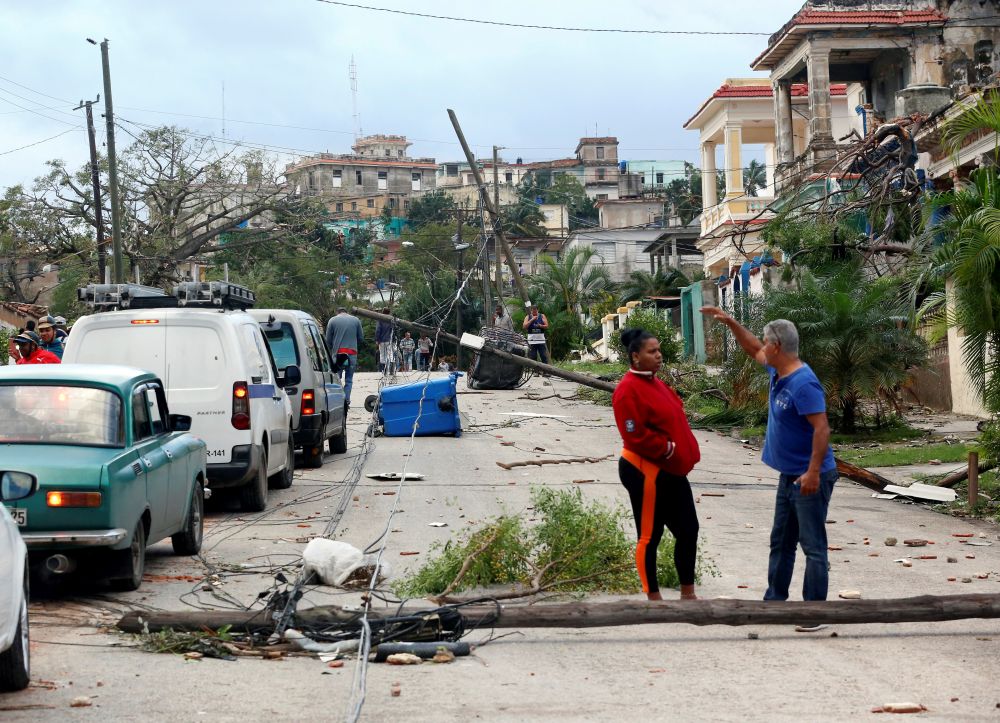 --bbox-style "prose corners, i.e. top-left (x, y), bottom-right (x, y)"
top-left (871, 702), bottom-right (926, 714)
top-left (838, 590), bottom-right (862, 599)
top-left (366, 472), bottom-right (425, 481)
top-left (386, 653), bottom-right (422, 665)
top-left (496, 455), bottom-right (612, 470)
top-left (883, 483), bottom-right (957, 503)
top-left (69, 697), bottom-right (93, 708)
